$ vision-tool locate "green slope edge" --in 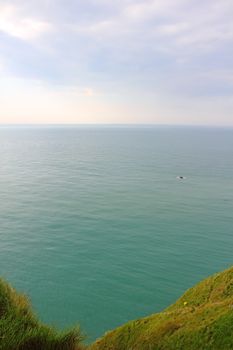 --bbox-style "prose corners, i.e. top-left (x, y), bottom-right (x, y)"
top-left (0, 278), bottom-right (84, 350)
top-left (1, 266), bottom-right (232, 350)
top-left (89, 266), bottom-right (233, 350)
